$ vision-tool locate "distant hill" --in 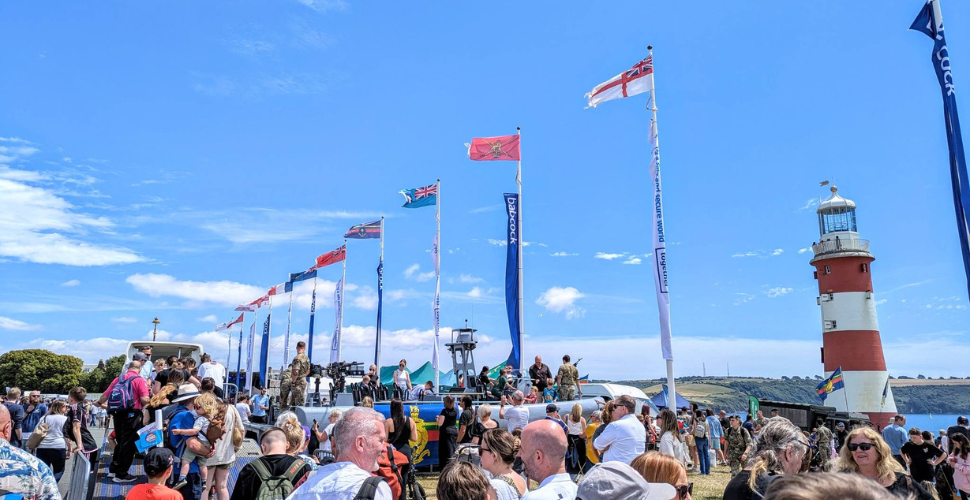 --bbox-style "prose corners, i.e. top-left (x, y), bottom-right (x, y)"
top-left (604, 376), bottom-right (970, 414)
